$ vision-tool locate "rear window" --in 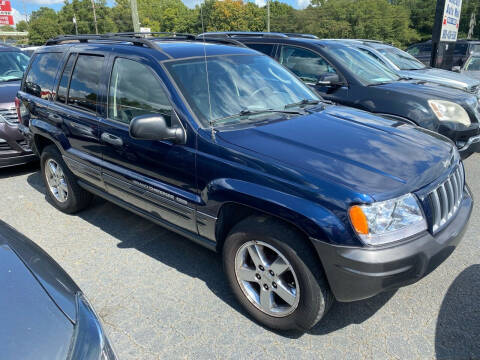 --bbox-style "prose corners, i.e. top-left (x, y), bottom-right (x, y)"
top-left (67, 55), bottom-right (104, 113)
top-left (24, 52), bottom-right (62, 100)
